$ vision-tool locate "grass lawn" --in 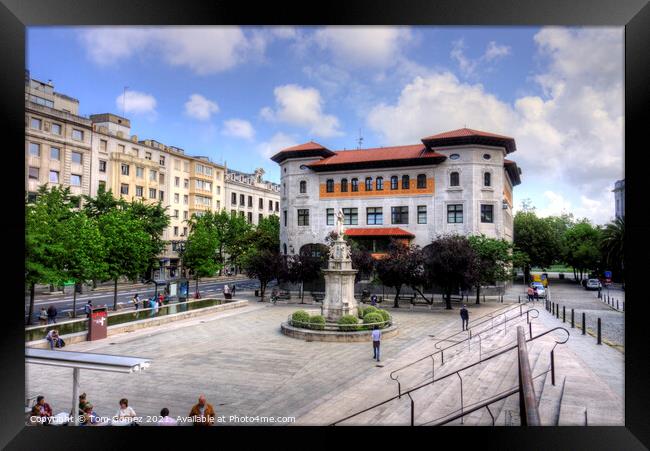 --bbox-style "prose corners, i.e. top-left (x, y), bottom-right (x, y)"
top-left (531, 265), bottom-right (575, 273)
